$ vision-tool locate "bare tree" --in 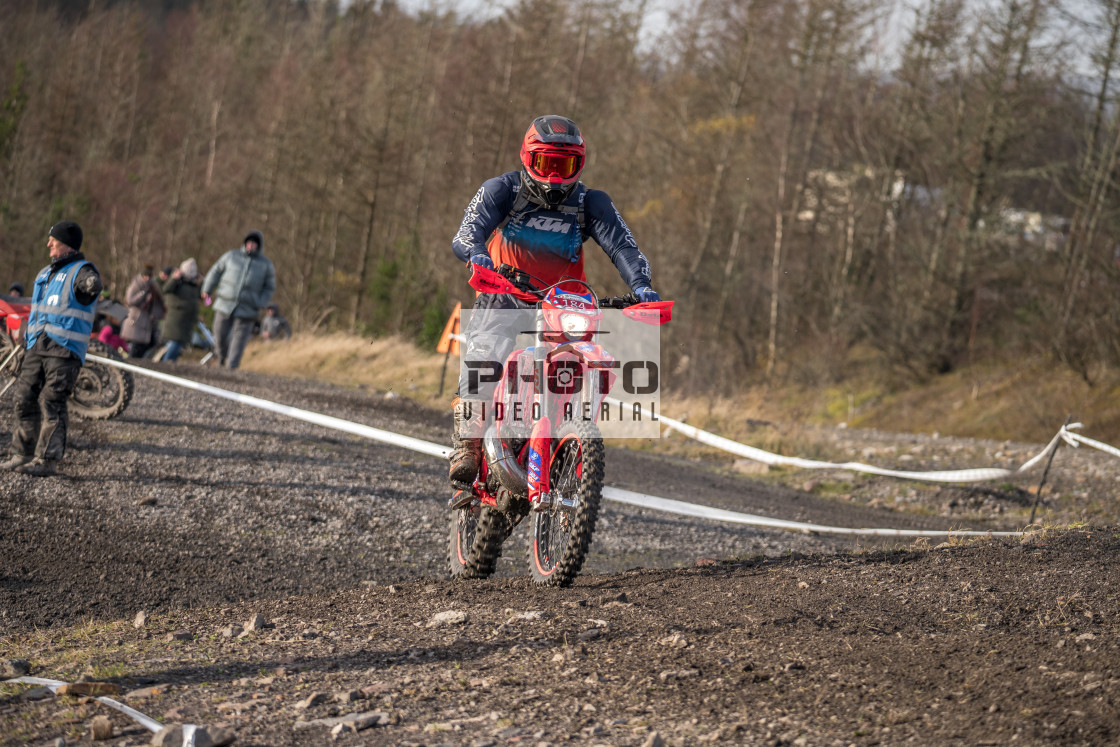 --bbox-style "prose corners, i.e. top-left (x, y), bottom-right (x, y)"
top-left (1055, 0), bottom-right (1120, 375)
